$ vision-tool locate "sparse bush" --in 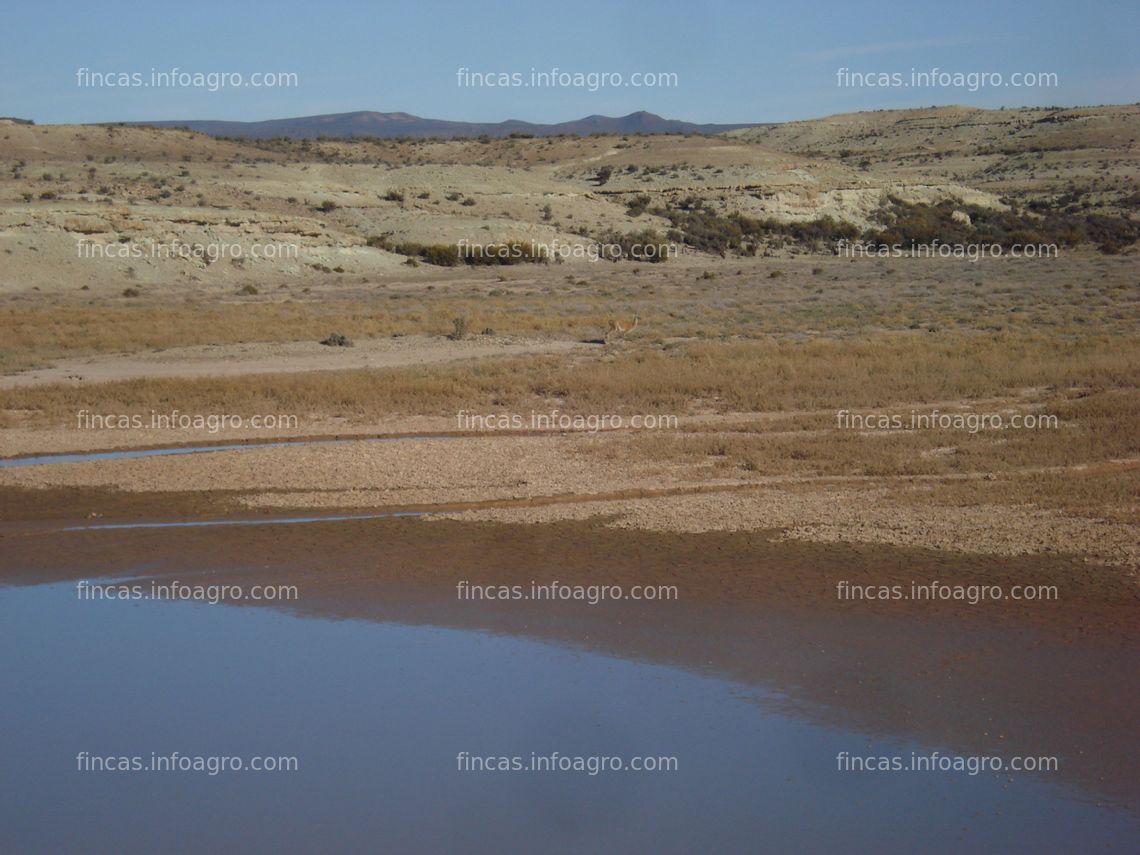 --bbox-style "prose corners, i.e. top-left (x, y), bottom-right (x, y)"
top-left (625, 194), bottom-right (652, 217)
top-left (448, 316), bottom-right (469, 341)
